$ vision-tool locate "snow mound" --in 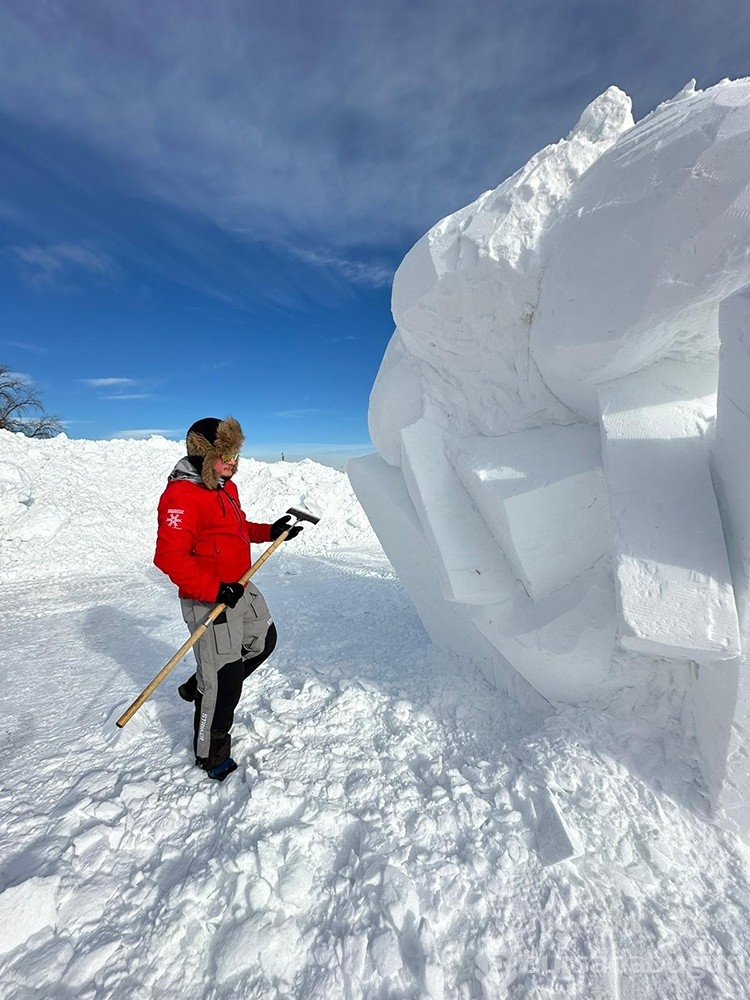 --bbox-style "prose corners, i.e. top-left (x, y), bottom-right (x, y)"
top-left (0, 430), bottom-right (378, 585)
